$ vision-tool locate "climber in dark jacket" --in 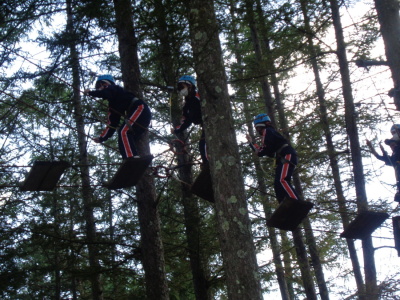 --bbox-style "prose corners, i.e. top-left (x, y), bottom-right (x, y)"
top-left (171, 75), bottom-right (207, 164)
top-left (84, 75), bottom-right (151, 159)
top-left (247, 113), bottom-right (299, 203)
